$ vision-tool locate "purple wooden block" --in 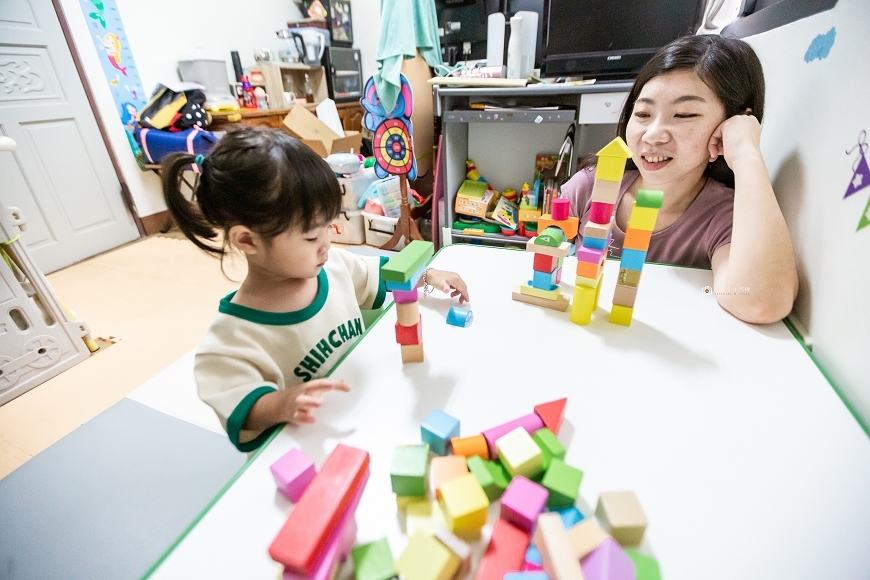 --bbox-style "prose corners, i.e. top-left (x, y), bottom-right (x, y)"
top-left (270, 448), bottom-right (316, 502)
top-left (392, 289), bottom-right (419, 304)
top-left (576, 246), bottom-right (605, 265)
top-left (580, 537), bottom-right (636, 580)
top-left (501, 476), bottom-right (549, 532)
top-left (482, 413), bottom-right (545, 459)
